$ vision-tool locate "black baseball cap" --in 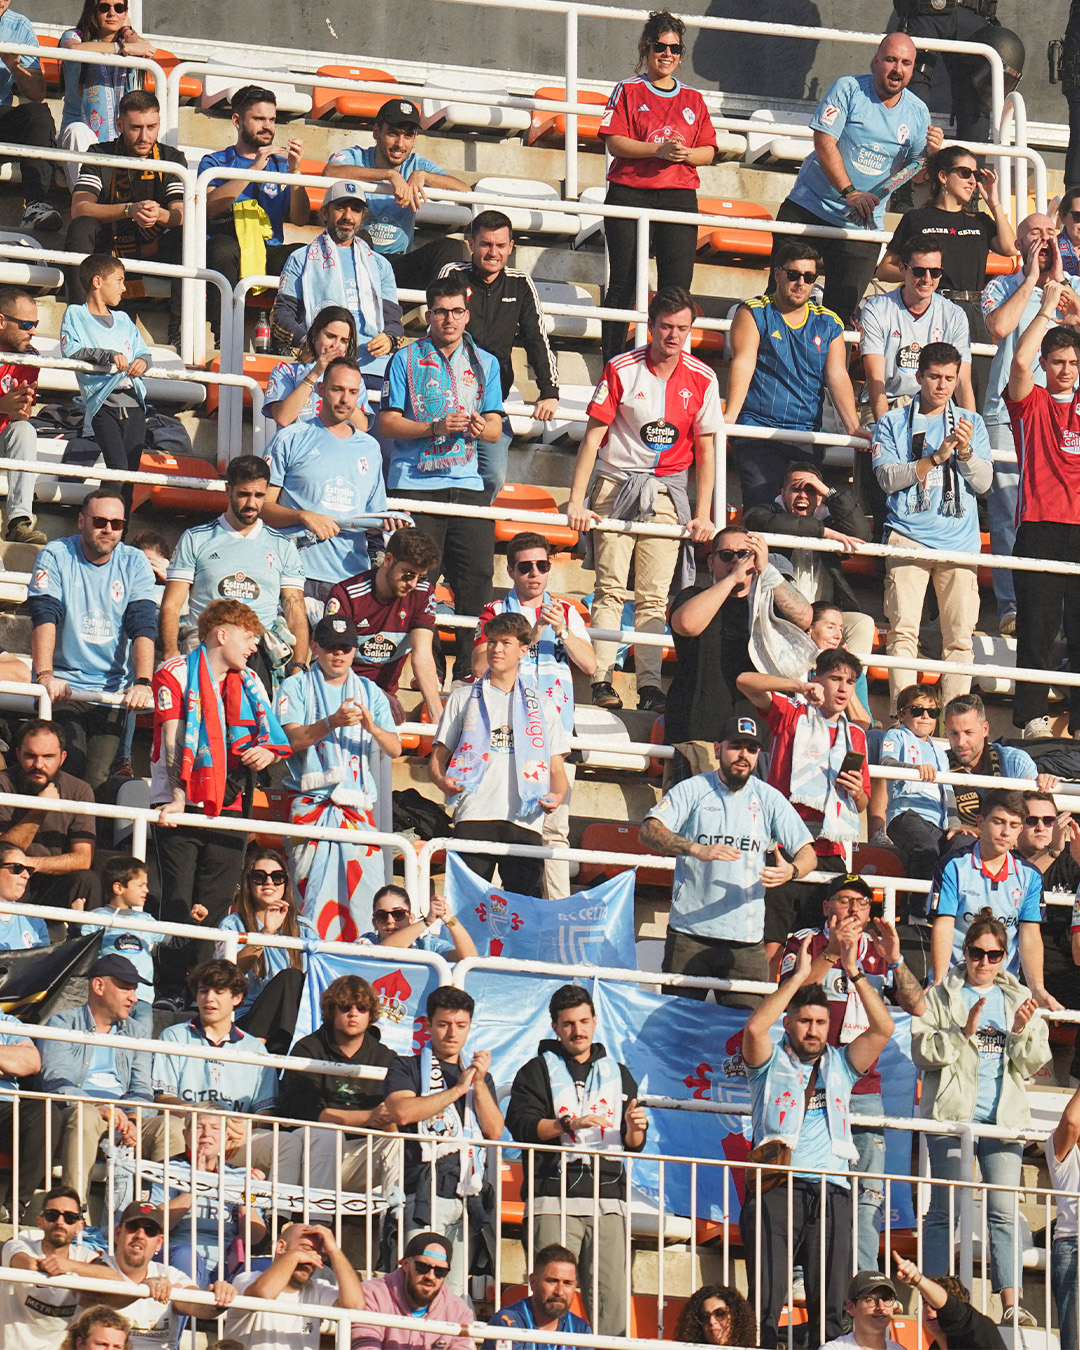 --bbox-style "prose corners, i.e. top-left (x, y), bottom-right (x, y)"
top-left (118, 1201), bottom-right (164, 1232)
top-left (847, 1270), bottom-right (898, 1302)
top-left (89, 954), bottom-right (141, 986)
top-left (403, 1230), bottom-right (452, 1264)
top-left (825, 873), bottom-right (875, 902)
top-left (313, 614), bottom-right (359, 649)
top-left (377, 97), bottom-right (422, 128)
top-left (718, 714), bottom-right (769, 751)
